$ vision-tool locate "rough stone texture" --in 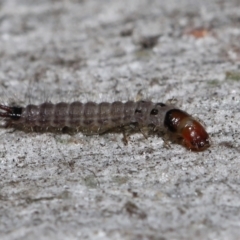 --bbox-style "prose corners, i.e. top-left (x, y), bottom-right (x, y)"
top-left (0, 0), bottom-right (240, 239)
